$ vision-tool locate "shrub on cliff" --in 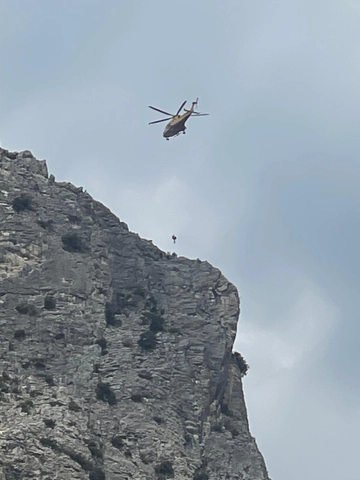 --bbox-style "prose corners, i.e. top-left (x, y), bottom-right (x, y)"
top-left (138, 330), bottom-right (157, 350)
top-left (233, 352), bottom-right (249, 376)
top-left (44, 295), bottom-right (56, 310)
top-left (62, 232), bottom-right (89, 253)
top-left (155, 460), bottom-right (174, 479)
top-left (12, 194), bottom-right (34, 213)
top-left (96, 382), bottom-right (117, 406)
